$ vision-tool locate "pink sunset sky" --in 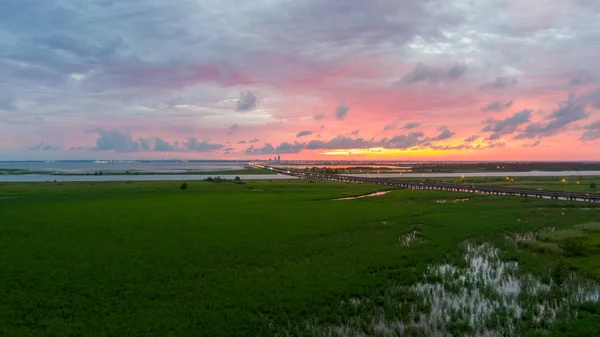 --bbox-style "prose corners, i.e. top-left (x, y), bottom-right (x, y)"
top-left (1, 0), bottom-right (600, 160)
